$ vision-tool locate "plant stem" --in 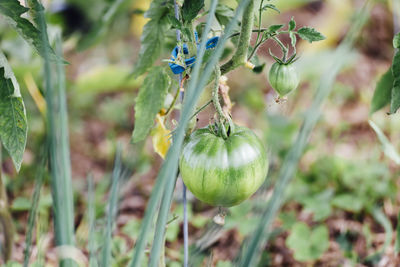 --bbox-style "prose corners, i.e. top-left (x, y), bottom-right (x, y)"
top-left (221, 0), bottom-right (255, 74)
top-left (190, 99), bottom-right (212, 120)
top-left (229, 28), bottom-right (270, 38)
top-left (254, 0), bottom-right (265, 55)
top-left (212, 68), bottom-right (228, 139)
top-left (272, 36), bottom-right (288, 61)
